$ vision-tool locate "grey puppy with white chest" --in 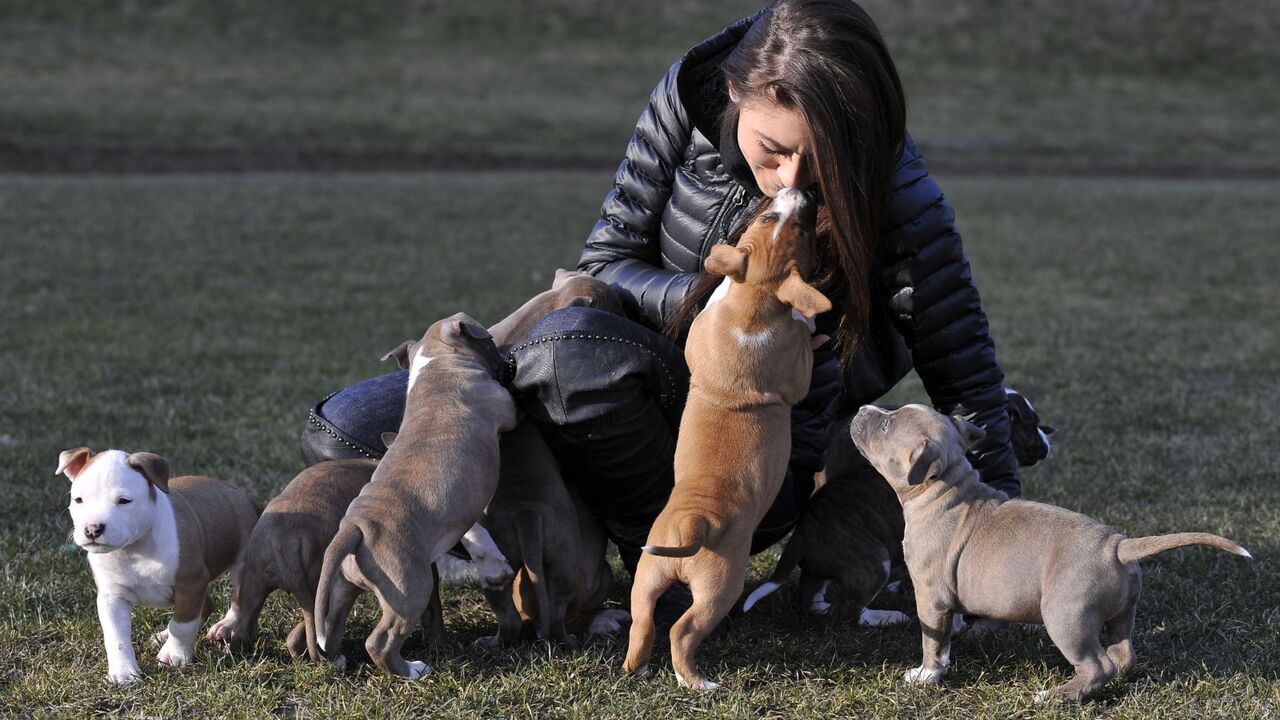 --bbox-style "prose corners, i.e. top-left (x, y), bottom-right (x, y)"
top-left (313, 312), bottom-right (518, 678)
top-left (850, 403), bottom-right (1251, 702)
